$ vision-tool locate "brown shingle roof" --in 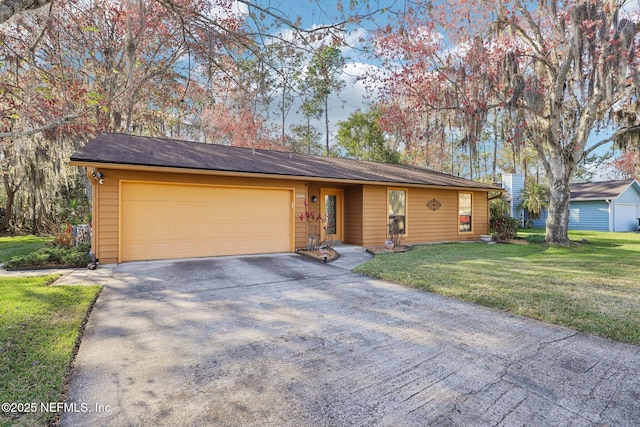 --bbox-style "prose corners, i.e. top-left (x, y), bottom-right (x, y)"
top-left (570, 179), bottom-right (637, 200)
top-left (70, 133), bottom-right (501, 190)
